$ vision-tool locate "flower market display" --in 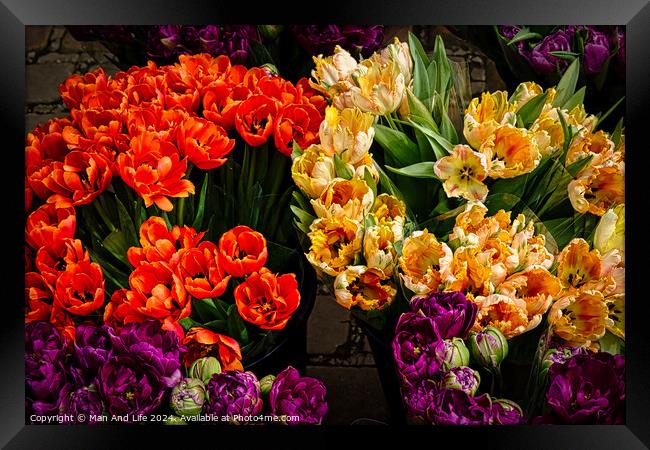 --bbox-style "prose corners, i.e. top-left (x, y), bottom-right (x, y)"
top-left (290, 30), bottom-right (624, 424)
top-left (25, 51), bottom-right (329, 423)
top-left (25, 25), bottom-right (625, 426)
